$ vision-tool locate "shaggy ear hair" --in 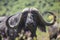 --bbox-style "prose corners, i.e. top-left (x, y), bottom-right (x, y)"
top-left (6, 13), bottom-right (21, 28)
top-left (38, 24), bottom-right (46, 32)
top-left (7, 13), bottom-right (21, 28)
